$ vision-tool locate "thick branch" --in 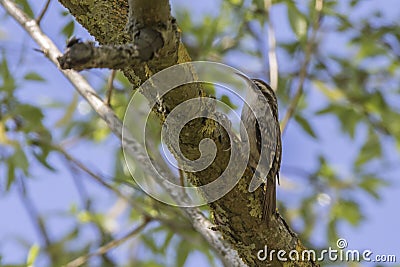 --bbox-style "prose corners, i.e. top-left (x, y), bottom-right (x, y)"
top-left (58, 39), bottom-right (141, 70)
